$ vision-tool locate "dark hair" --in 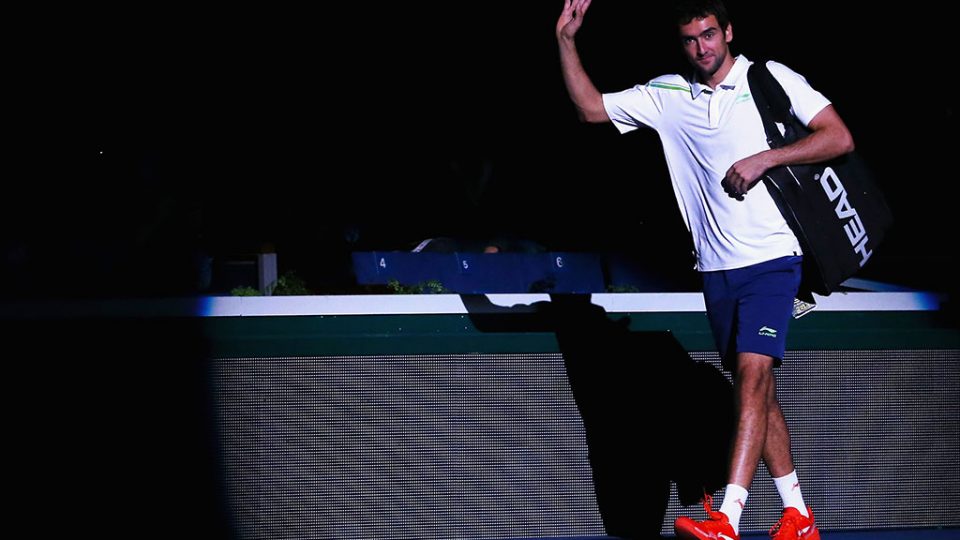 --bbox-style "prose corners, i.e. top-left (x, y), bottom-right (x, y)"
top-left (674, 0), bottom-right (730, 30)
